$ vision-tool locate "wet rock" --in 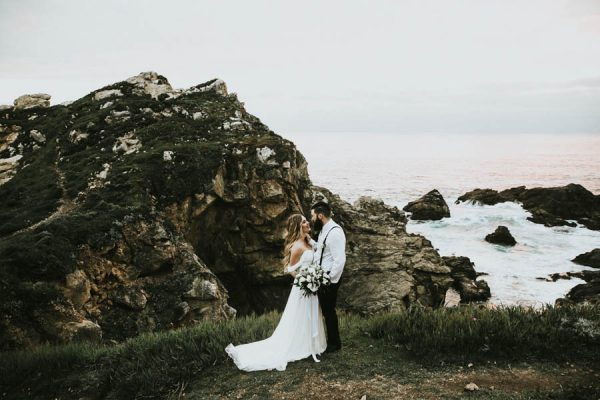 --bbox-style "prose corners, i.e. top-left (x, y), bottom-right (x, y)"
top-left (455, 188), bottom-right (508, 205)
top-left (572, 248), bottom-right (600, 268)
top-left (565, 270), bottom-right (600, 305)
top-left (485, 225), bottom-right (517, 246)
top-left (403, 189), bottom-right (450, 220)
top-left (549, 272), bottom-right (571, 281)
top-left (457, 184), bottom-right (600, 231)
